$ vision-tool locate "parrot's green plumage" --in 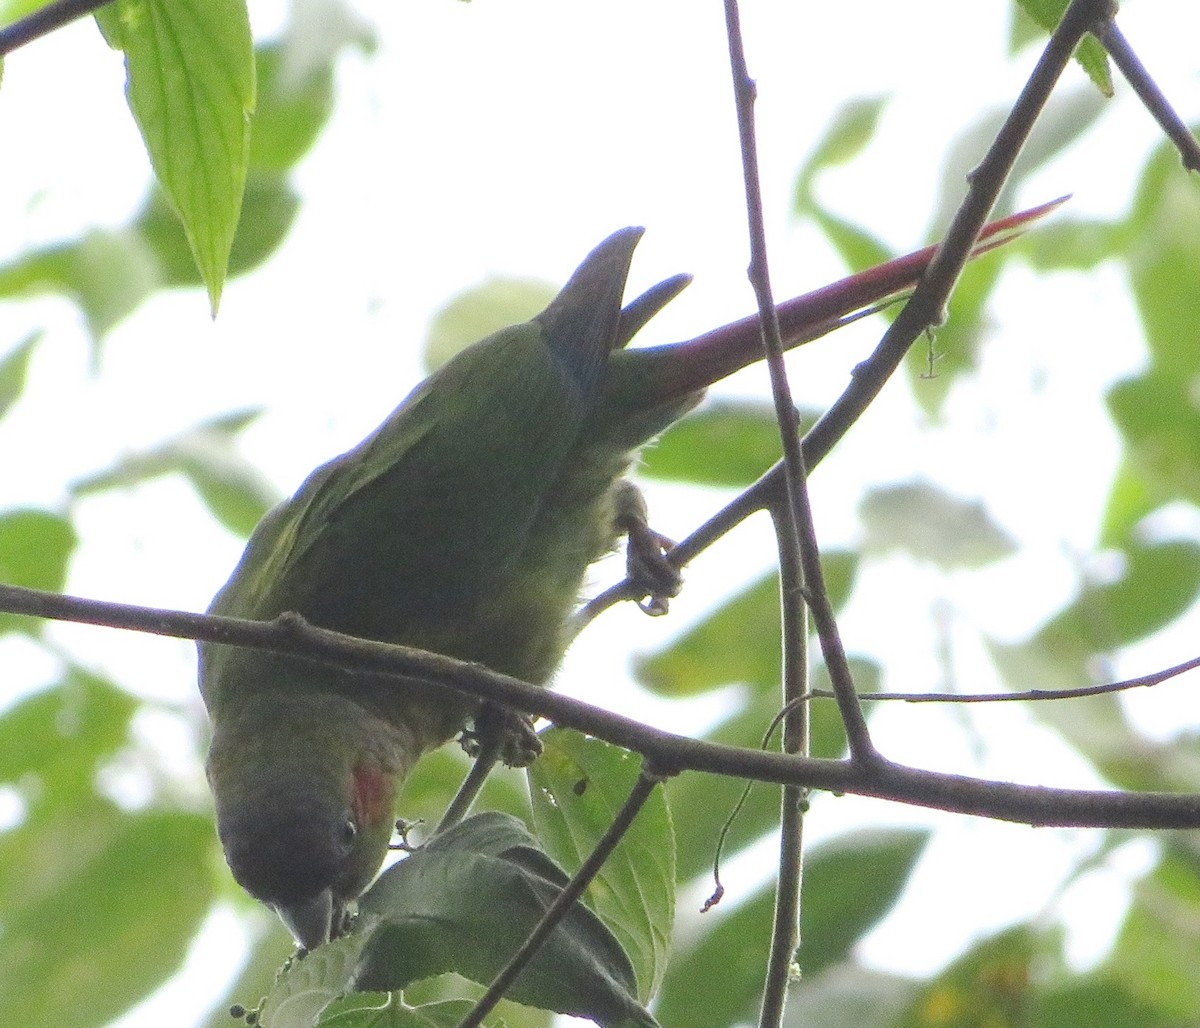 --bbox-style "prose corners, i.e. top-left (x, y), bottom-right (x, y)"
top-left (199, 204), bottom-right (1060, 949)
